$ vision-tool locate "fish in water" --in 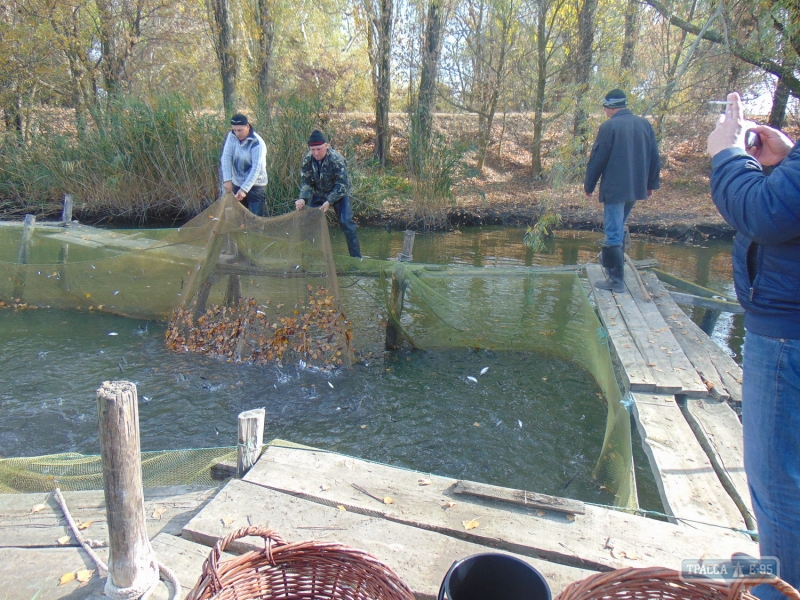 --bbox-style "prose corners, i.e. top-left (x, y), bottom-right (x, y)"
top-left (480, 367), bottom-right (489, 376)
top-left (467, 376), bottom-right (478, 383)
top-left (141, 396), bottom-right (151, 403)
top-left (108, 332), bottom-right (118, 336)
top-left (328, 381), bottom-right (334, 389)
top-left (518, 420), bottom-right (523, 429)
